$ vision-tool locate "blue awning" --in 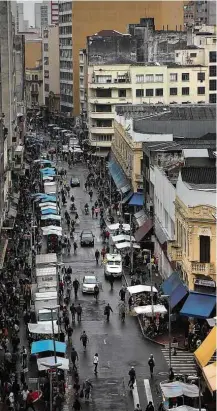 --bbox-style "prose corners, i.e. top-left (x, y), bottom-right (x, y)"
top-left (31, 340), bottom-right (66, 354)
top-left (128, 193), bottom-right (144, 207)
top-left (108, 159), bottom-right (130, 192)
top-left (122, 191), bottom-right (133, 204)
top-left (162, 272), bottom-right (189, 309)
top-left (180, 292), bottom-right (216, 319)
top-left (42, 208), bottom-right (58, 215)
